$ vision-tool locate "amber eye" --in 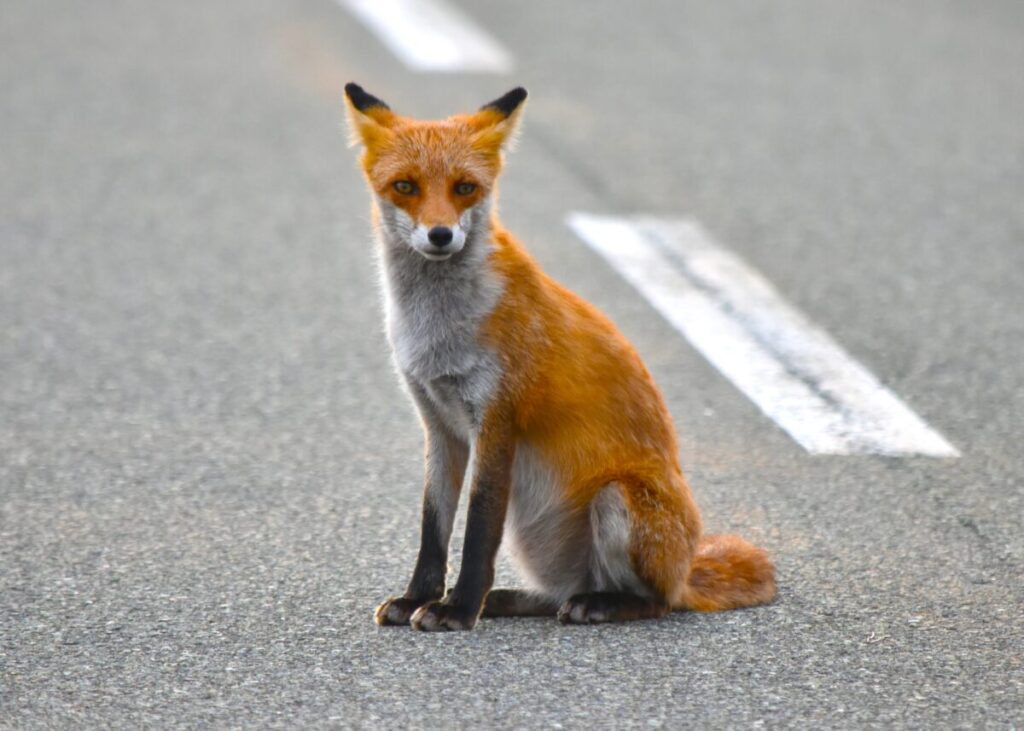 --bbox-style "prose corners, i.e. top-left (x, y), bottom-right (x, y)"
top-left (454, 182), bottom-right (477, 196)
top-left (392, 180), bottom-right (416, 195)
